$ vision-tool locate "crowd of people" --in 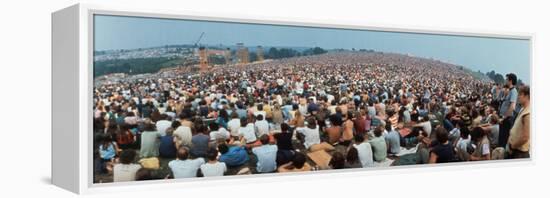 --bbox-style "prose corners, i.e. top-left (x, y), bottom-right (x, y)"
top-left (92, 51), bottom-right (530, 183)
